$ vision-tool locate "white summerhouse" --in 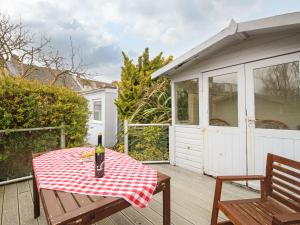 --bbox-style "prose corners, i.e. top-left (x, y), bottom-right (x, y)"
top-left (153, 12), bottom-right (300, 188)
